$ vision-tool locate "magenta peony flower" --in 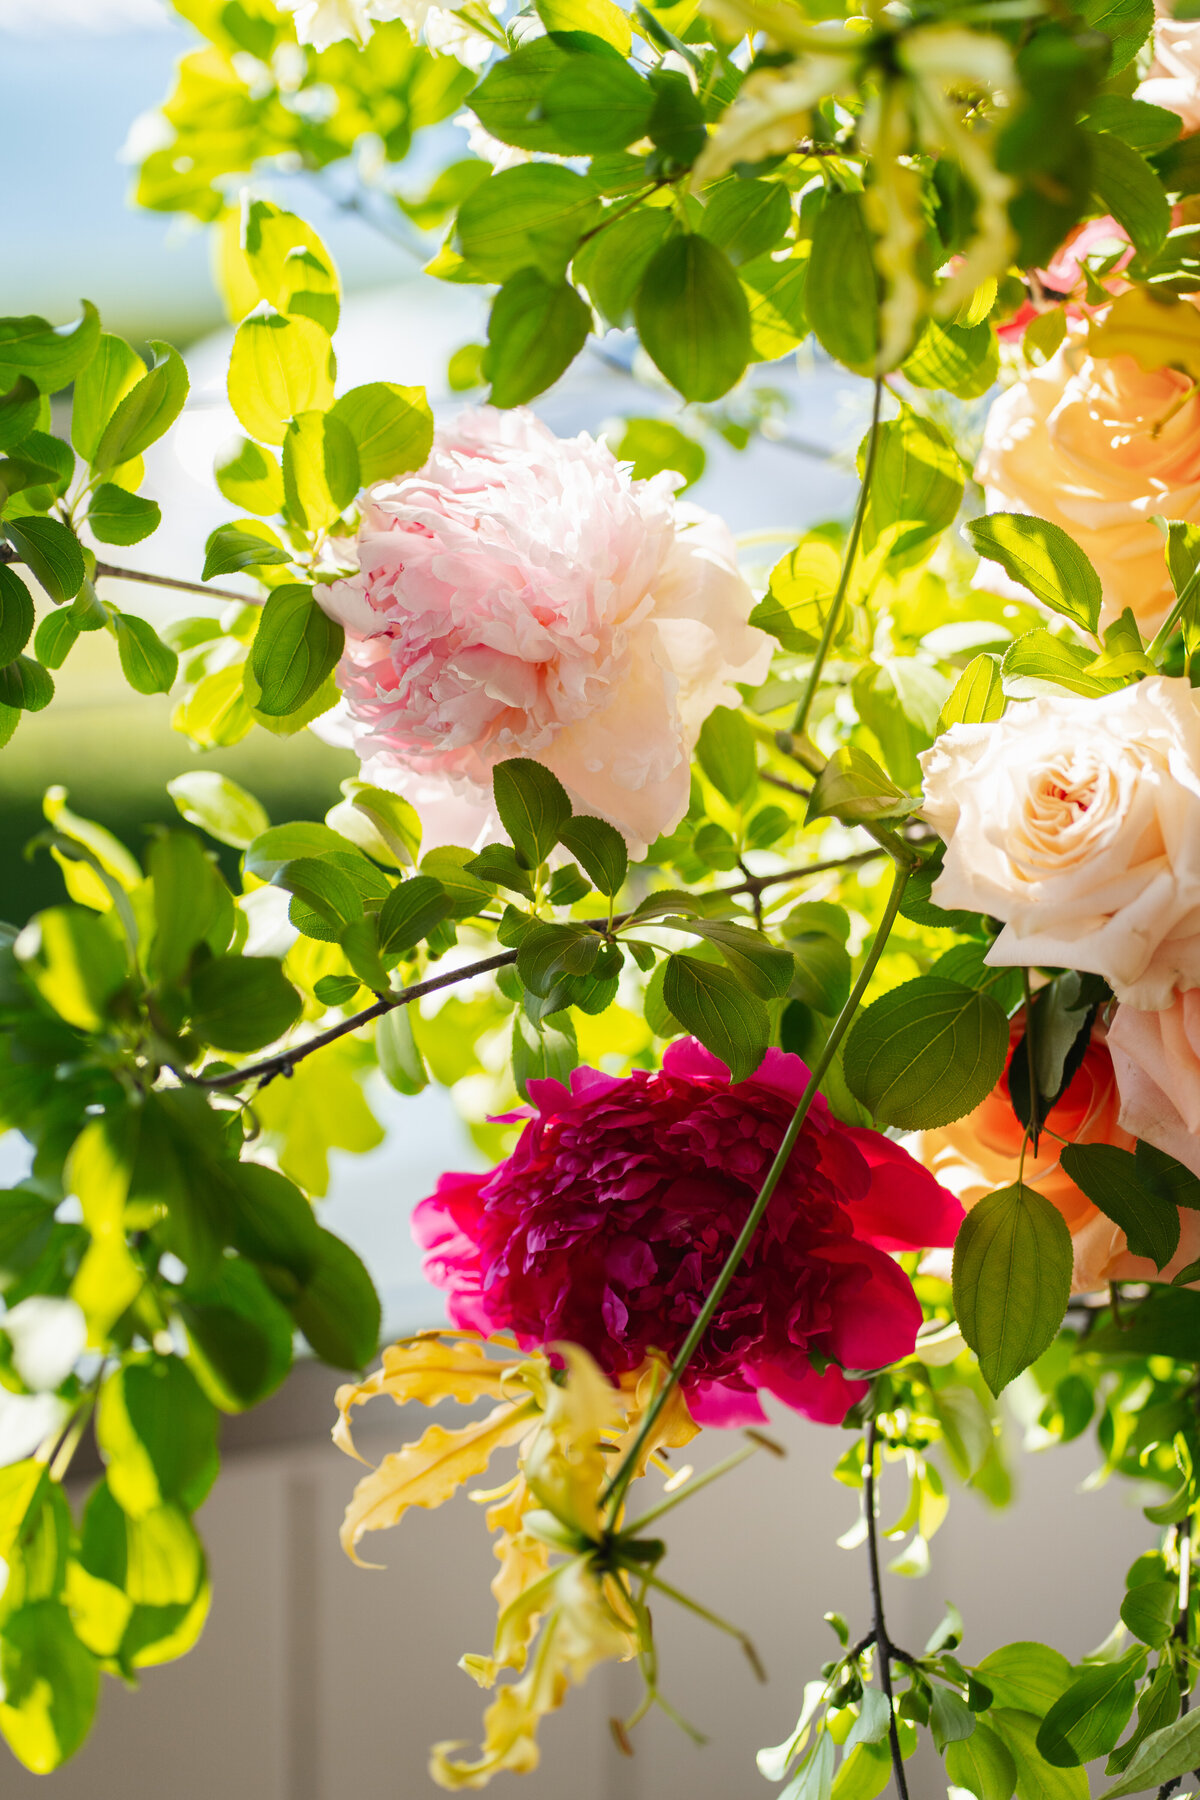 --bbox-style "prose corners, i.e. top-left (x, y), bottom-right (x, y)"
top-left (315, 408), bottom-right (771, 856)
top-left (413, 1041), bottom-right (964, 1428)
